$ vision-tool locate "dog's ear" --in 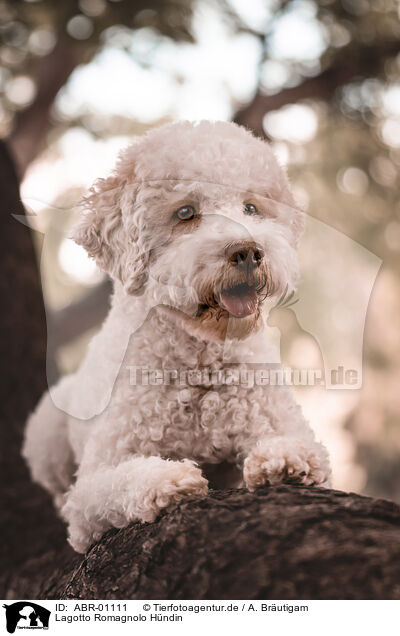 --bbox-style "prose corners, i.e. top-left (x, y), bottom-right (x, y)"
top-left (73, 172), bottom-right (149, 295)
top-left (74, 174), bottom-right (124, 273)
